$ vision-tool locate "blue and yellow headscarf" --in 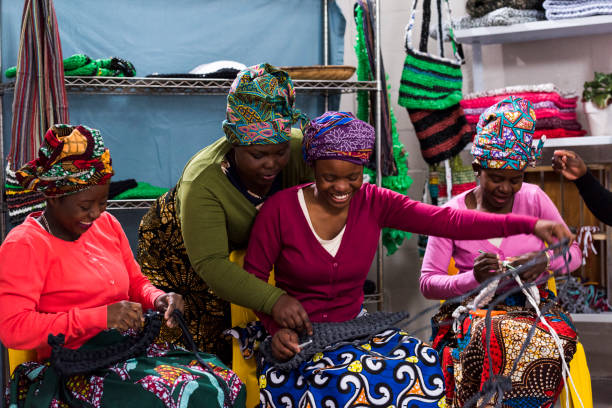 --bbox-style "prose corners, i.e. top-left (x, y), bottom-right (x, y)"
top-left (222, 63), bottom-right (306, 145)
top-left (471, 96), bottom-right (545, 170)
